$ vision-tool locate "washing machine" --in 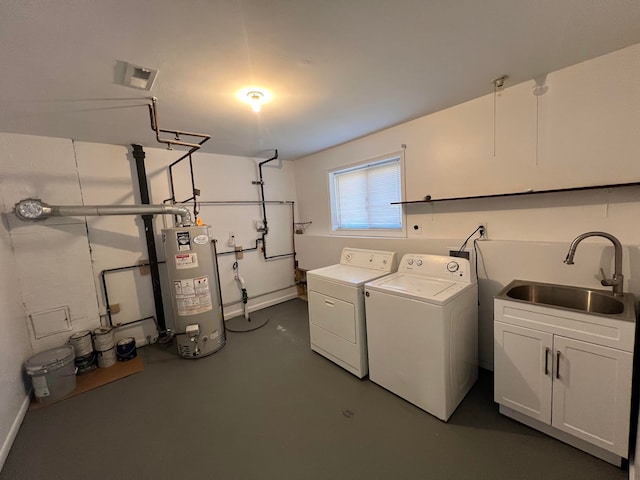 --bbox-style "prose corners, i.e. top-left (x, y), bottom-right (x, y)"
top-left (307, 248), bottom-right (397, 378)
top-left (364, 253), bottom-right (478, 421)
